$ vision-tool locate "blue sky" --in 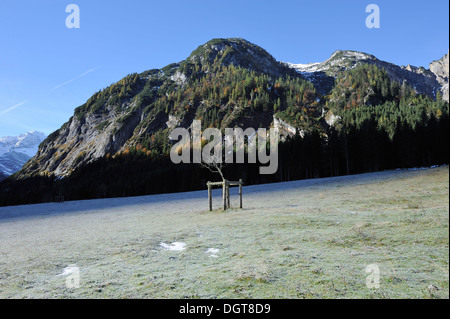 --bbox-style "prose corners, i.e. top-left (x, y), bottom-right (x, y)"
top-left (0, 0), bottom-right (448, 137)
